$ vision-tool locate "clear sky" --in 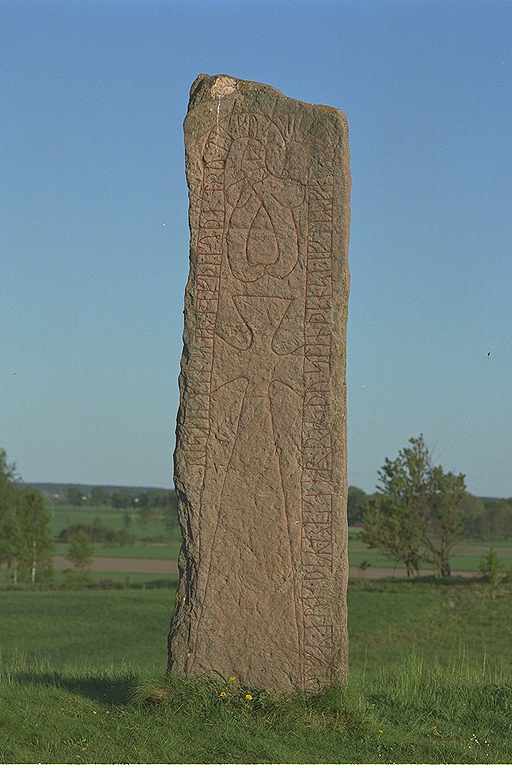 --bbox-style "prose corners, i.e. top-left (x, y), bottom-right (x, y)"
top-left (1, 0), bottom-right (511, 496)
